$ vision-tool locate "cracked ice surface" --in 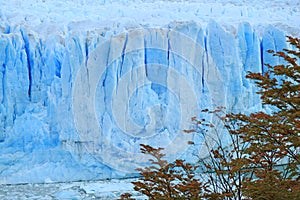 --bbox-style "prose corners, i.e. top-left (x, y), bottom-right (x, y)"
top-left (0, 0), bottom-right (299, 184)
top-left (0, 178), bottom-right (144, 200)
